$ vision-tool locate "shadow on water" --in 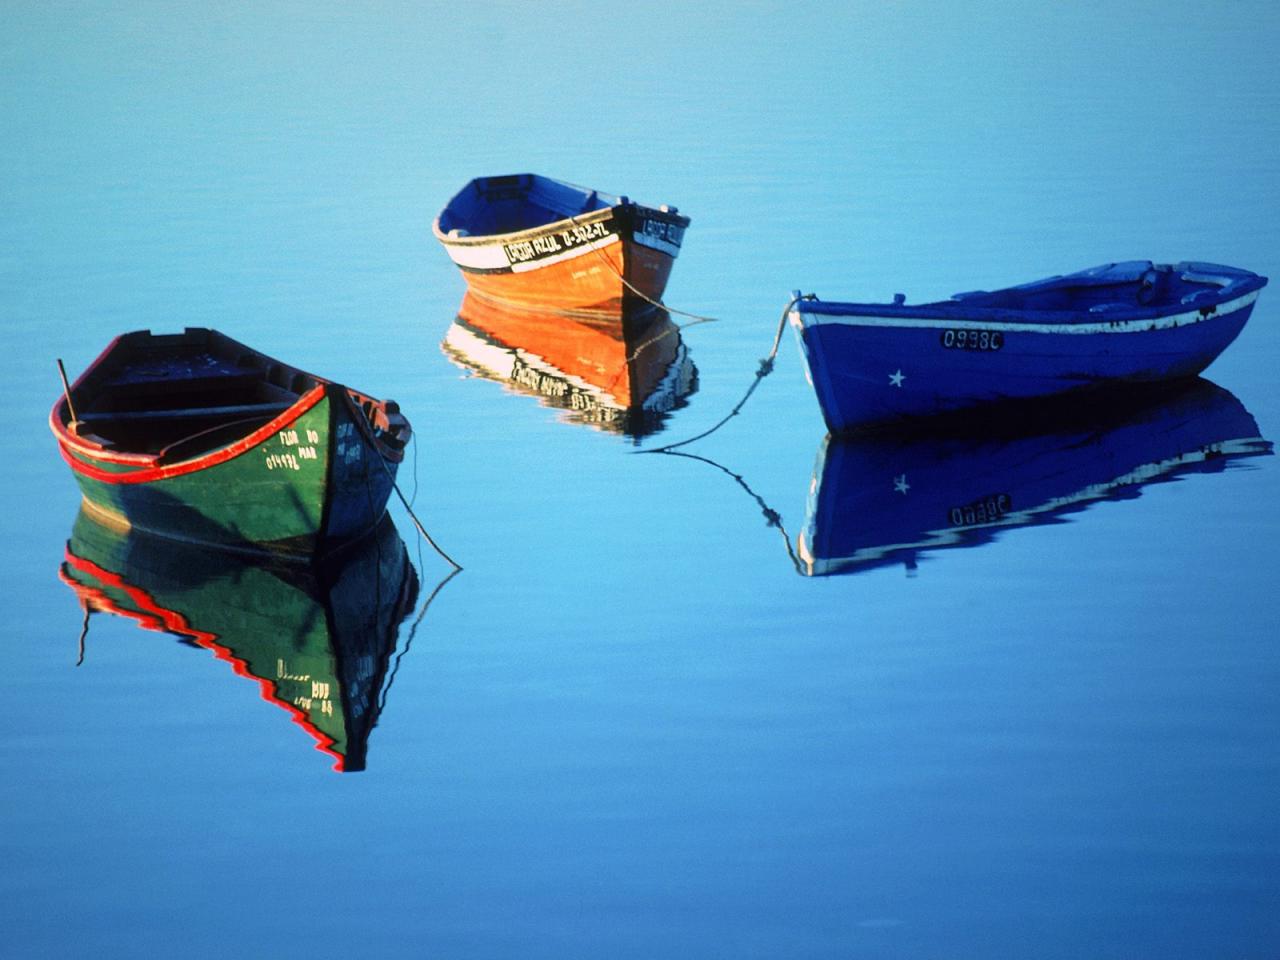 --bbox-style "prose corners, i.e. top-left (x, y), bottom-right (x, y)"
top-left (663, 378), bottom-right (1271, 578)
top-left (58, 508), bottom-right (439, 772)
top-left (440, 292), bottom-right (697, 440)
